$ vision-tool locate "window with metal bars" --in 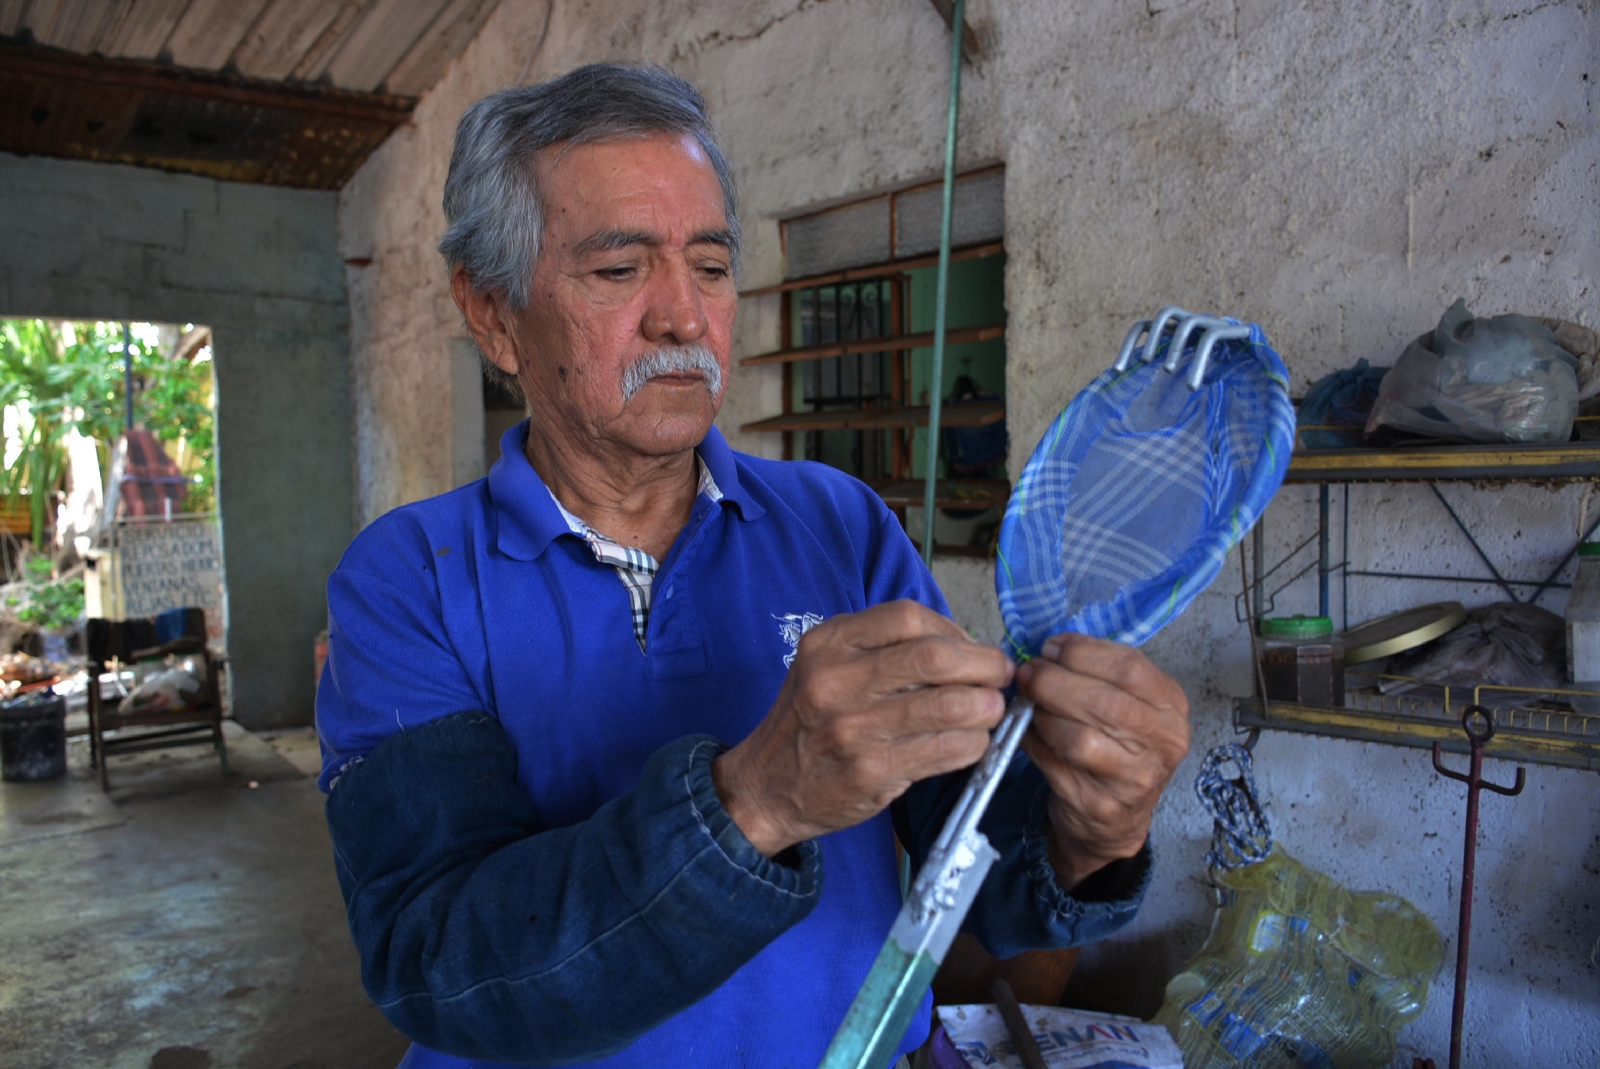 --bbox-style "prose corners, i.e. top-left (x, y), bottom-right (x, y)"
top-left (793, 280), bottom-right (896, 478)
top-left (738, 169), bottom-right (1010, 554)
